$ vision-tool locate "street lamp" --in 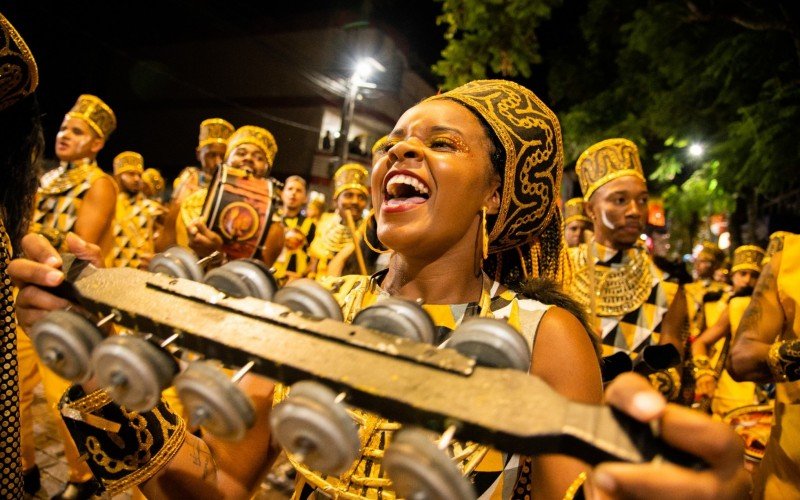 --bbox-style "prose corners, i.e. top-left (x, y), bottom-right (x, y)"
top-left (337, 57), bottom-right (385, 165)
top-left (688, 143), bottom-right (704, 158)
